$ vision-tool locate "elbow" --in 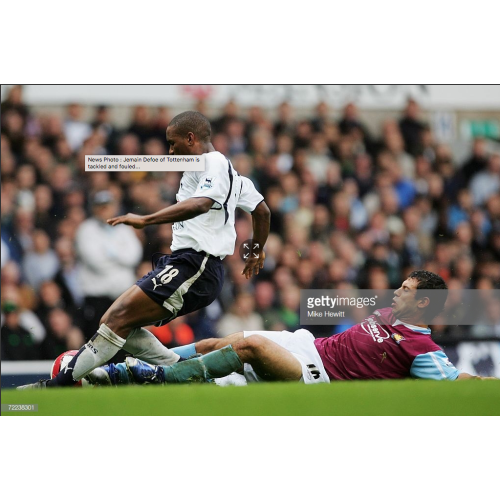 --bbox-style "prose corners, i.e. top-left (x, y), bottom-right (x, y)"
top-left (193, 197), bottom-right (213, 215)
